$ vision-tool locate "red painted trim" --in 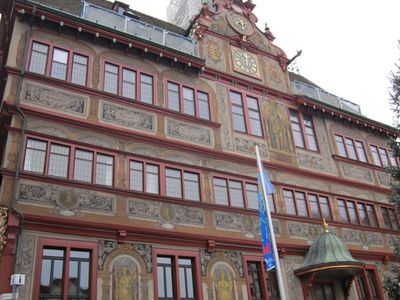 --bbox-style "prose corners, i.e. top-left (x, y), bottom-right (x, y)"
top-left (33, 238), bottom-right (97, 300)
top-left (153, 248), bottom-right (203, 300)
